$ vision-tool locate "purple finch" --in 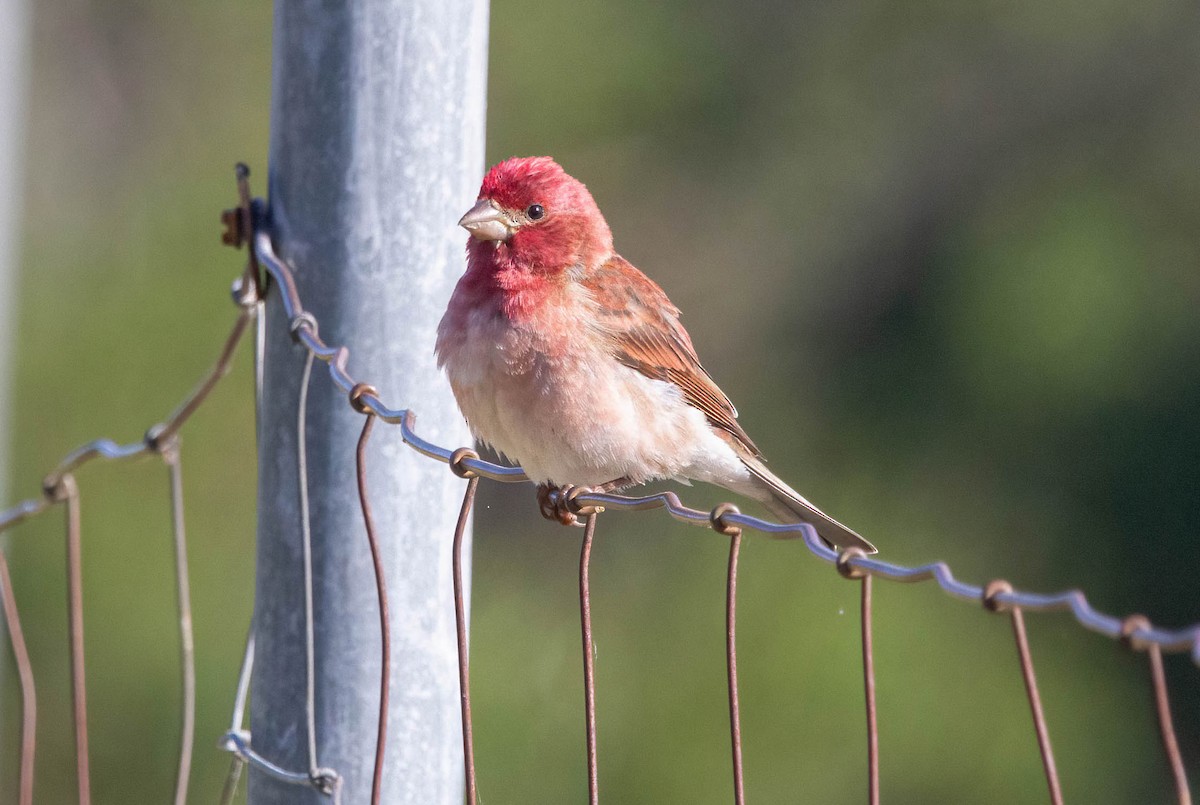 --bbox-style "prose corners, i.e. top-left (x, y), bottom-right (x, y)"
top-left (436, 157), bottom-right (875, 553)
